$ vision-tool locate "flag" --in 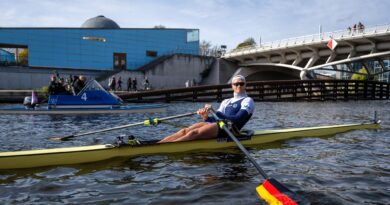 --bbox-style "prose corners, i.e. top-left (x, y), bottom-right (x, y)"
top-left (31, 91), bottom-right (38, 105)
top-left (327, 38), bottom-right (338, 50)
top-left (257, 178), bottom-right (304, 205)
